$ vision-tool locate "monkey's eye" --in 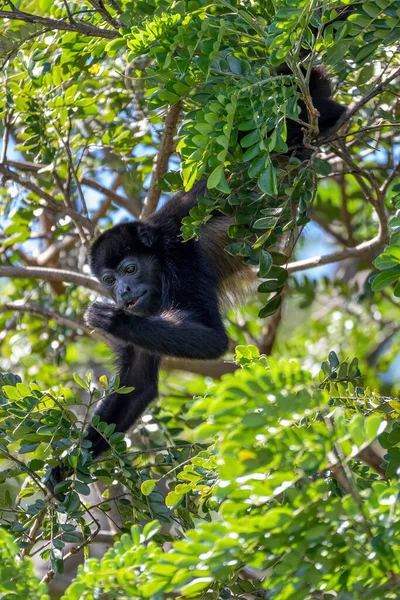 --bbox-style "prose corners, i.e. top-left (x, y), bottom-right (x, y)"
top-left (103, 275), bottom-right (115, 286)
top-left (125, 264), bottom-right (137, 274)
